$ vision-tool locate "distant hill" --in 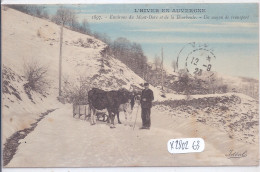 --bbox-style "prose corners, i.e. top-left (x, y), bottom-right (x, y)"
top-left (144, 61), bottom-right (258, 99)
